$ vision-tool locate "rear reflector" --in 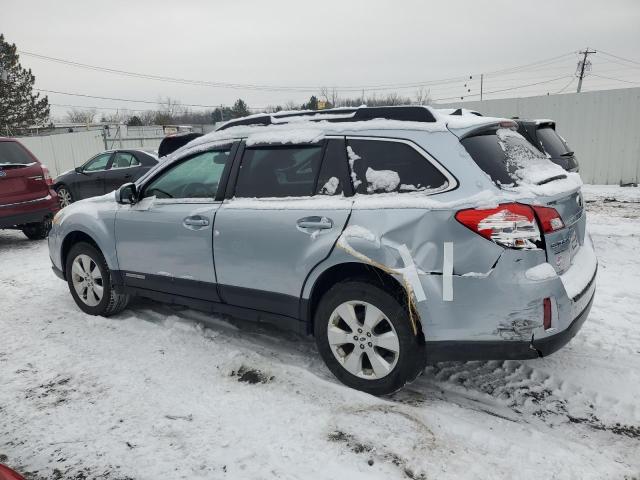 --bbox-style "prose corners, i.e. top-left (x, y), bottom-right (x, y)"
top-left (543, 297), bottom-right (552, 330)
top-left (455, 203), bottom-right (541, 249)
top-left (532, 205), bottom-right (565, 233)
